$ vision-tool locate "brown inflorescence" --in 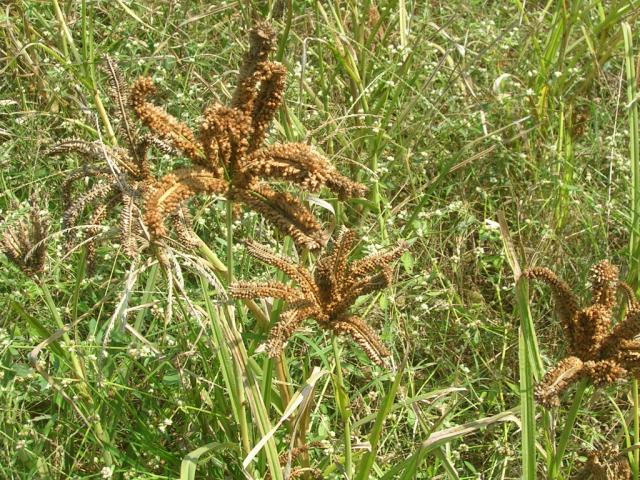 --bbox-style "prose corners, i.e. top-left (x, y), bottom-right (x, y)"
top-left (229, 227), bottom-right (407, 365)
top-left (575, 445), bottom-right (632, 480)
top-left (1, 205), bottom-right (50, 277)
top-left (523, 260), bottom-right (640, 407)
top-left (134, 22), bottom-right (367, 250)
top-left (48, 58), bottom-right (198, 271)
